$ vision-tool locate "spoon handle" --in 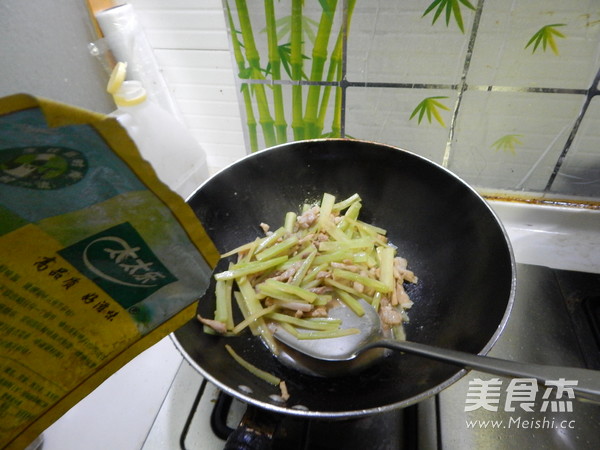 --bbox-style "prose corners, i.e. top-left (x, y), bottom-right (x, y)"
top-left (372, 339), bottom-right (600, 404)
